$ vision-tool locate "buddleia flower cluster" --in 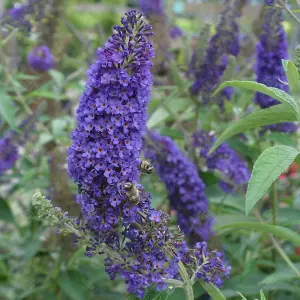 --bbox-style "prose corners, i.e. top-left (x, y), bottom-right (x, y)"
top-left (1, 0), bottom-right (49, 32)
top-left (254, 6), bottom-right (297, 133)
top-left (192, 130), bottom-right (250, 193)
top-left (27, 45), bottom-right (54, 72)
top-left (0, 137), bottom-right (18, 175)
top-left (66, 10), bottom-right (230, 297)
top-left (190, 0), bottom-right (247, 106)
top-left (139, 0), bottom-right (170, 74)
top-left (144, 131), bottom-right (214, 244)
